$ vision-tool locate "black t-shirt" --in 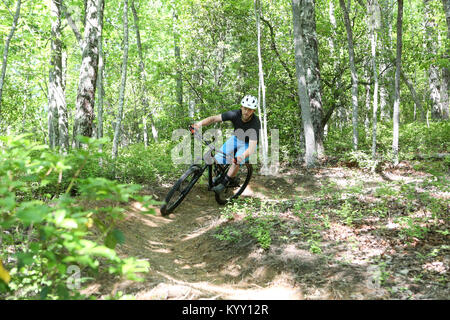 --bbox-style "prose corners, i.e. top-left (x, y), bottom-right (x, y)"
top-left (221, 109), bottom-right (260, 144)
